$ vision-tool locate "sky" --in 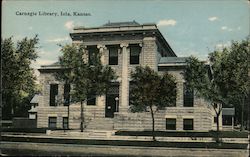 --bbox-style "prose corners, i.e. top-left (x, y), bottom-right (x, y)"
top-left (2, 0), bottom-right (249, 69)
